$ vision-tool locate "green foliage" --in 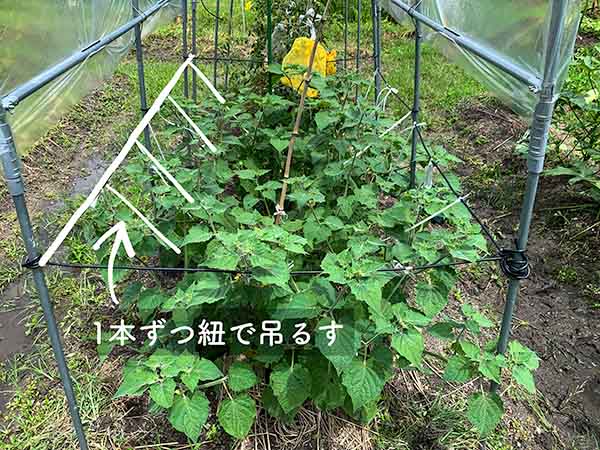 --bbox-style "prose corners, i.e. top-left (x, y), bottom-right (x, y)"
top-left (551, 45), bottom-right (600, 202)
top-left (581, 16), bottom-right (600, 38)
top-left (79, 72), bottom-right (539, 441)
top-left (217, 394), bottom-right (257, 439)
top-left (466, 392), bottom-right (504, 436)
